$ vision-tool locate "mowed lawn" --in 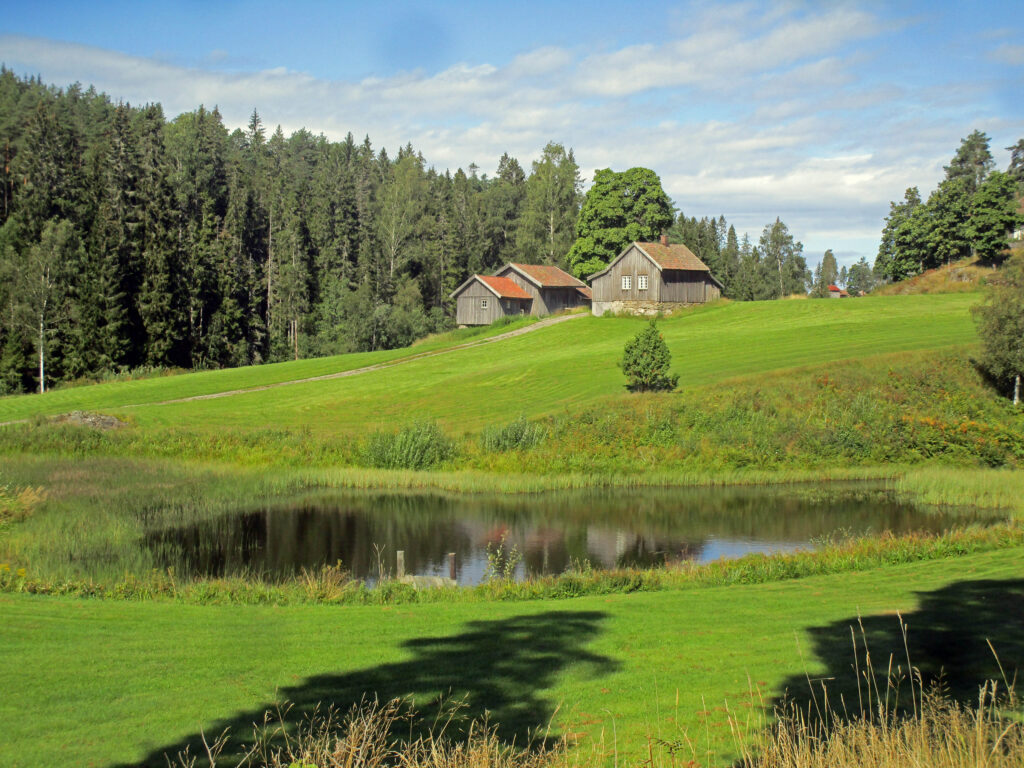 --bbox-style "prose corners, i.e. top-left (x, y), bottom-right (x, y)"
top-left (0, 316), bottom-right (541, 424)
top-left (2, 547), bottom-right (1021, 768)
top-left (0, 294), bottom-right (980, 435)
